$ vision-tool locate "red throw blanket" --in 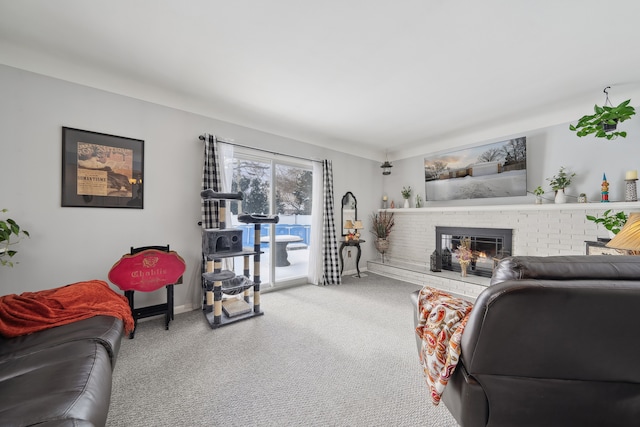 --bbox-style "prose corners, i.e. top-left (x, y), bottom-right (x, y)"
top-left (415, 286), bottom-right (474, 405)
top-left (0, 280), bottom-right (134, 338)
